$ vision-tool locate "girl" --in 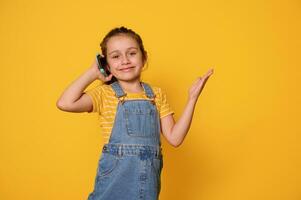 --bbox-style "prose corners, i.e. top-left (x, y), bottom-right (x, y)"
top-left (56, 26), bottom-right (214, 200)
